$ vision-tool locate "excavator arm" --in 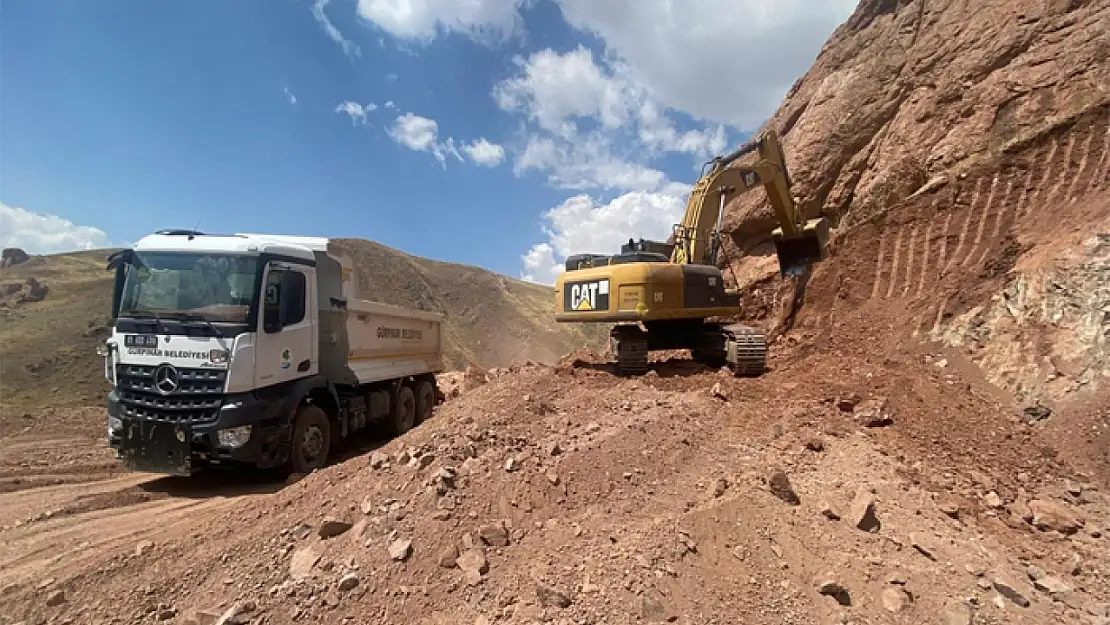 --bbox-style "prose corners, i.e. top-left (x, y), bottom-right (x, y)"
top-left (669, 129), bottom-right (829, 276)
